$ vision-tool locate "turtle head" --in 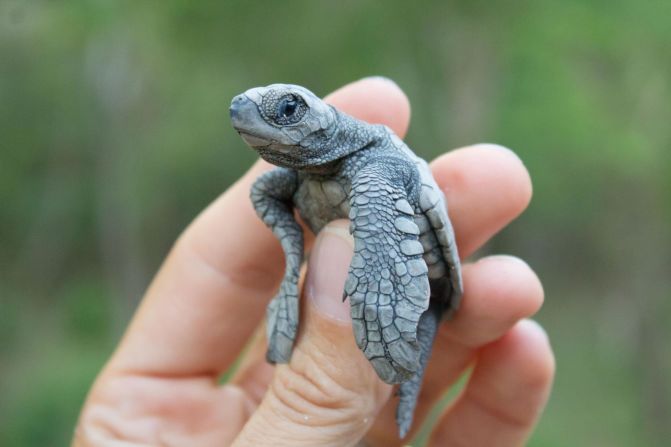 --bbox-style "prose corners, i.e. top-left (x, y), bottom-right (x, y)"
top-left (230, 84), bottom-right (338, 169)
